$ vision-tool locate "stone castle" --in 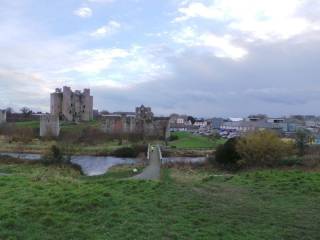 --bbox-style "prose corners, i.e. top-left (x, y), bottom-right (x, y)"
top-left (0, 110), bottom-right (6, 124)
top-left (102, 105), bottom-right (170, 139)
top-left (51, 86), bottom-right (93, 122)
top-left (40, 114), bottom-right (60, 137)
